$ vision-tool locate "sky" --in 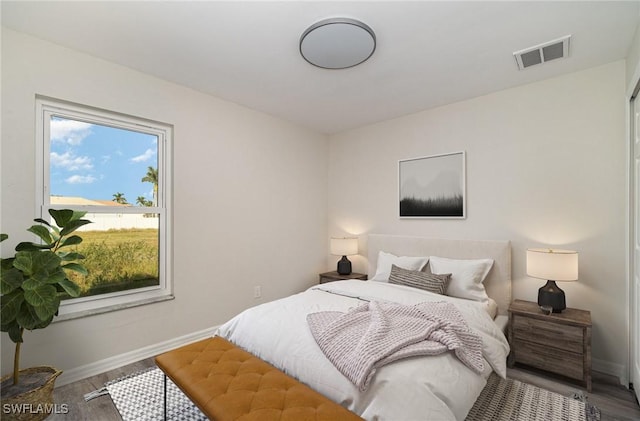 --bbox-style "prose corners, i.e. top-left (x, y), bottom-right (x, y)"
top-left (49, 117), bottom-right (158, 205)
top-left (399, 152), bottom-right (463, 200)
